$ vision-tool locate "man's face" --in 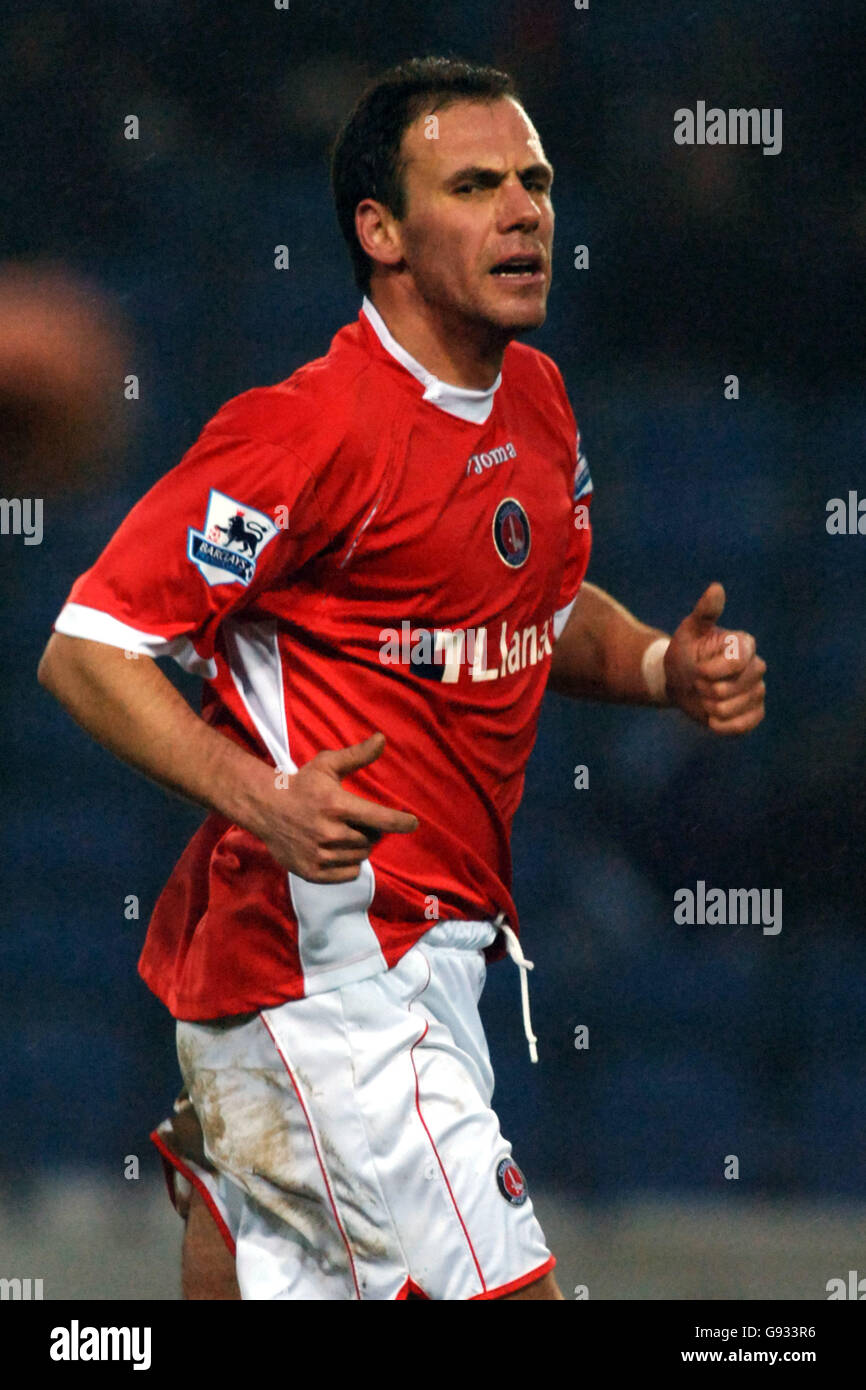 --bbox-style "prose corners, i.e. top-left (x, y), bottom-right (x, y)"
top-left (391, 97), bottom-right (554, 336)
